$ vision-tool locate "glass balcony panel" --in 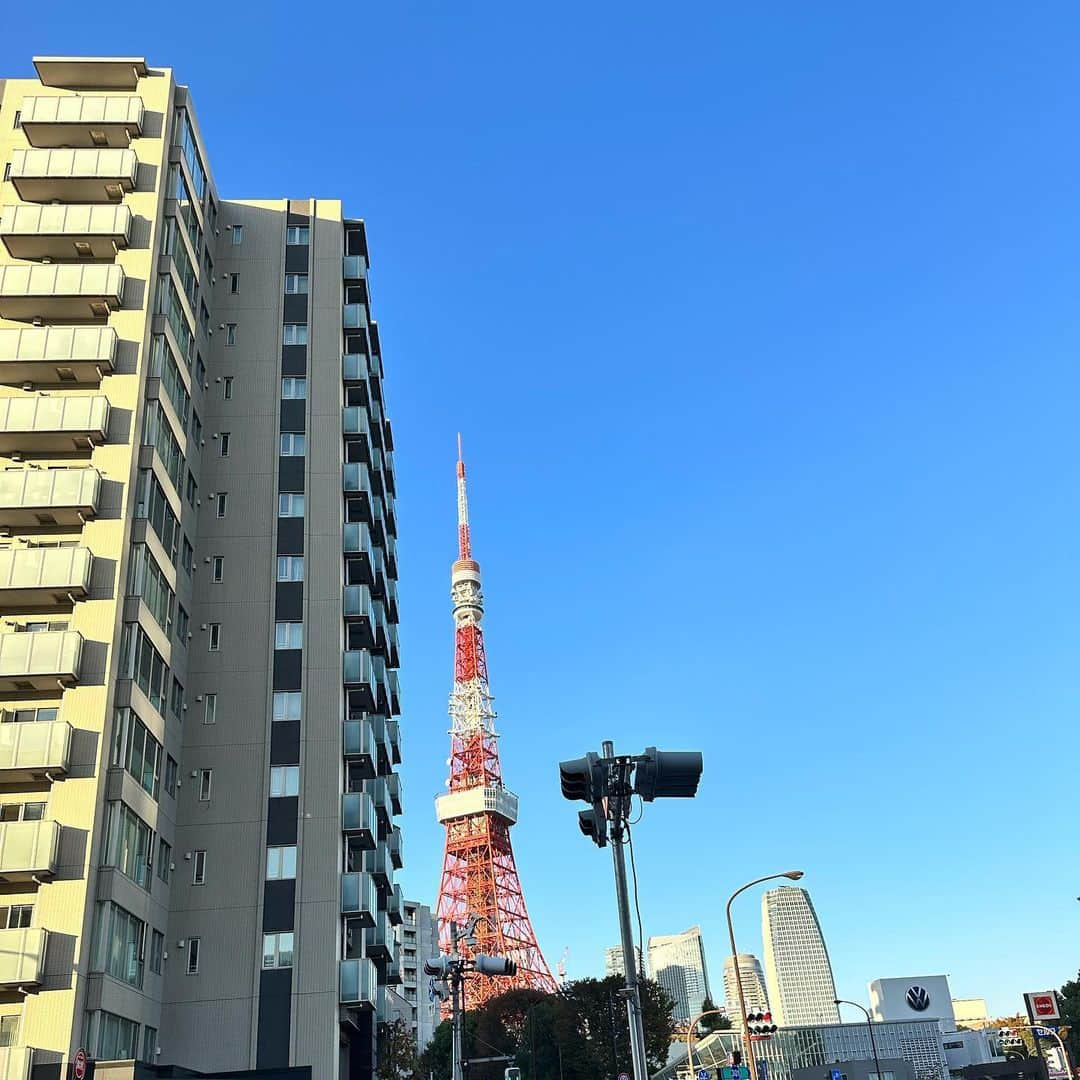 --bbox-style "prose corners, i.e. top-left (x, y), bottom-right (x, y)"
top-left (340, 957), bottom-right (377, 1008)
top-left (0, 927), bottom-right (47, 987)
top-left (386, 719), bottom-right (402, 765)
top-left (342, 522), bottom-right (373, 560)
top-left (0, 720), bottom-right (72, 781)
top-left (0, 326), bottom-right (116, 384)
top-left (343, 304), bottom-right (366, 329)
top-left (362, 844), bottom-right (390, 885)
top-left (0, 1047), bottom-right (33, 1080)
top-left (0, 395), bottom-right (109, 452)
top-left (0, 203), bottom-right (132, 260)
top-left (0, 262), bottom-right (124, 320)
top-left (0, 546), bottom-right (91, 605)
top-left (0, 467), bottom-right (100, 526)
top-left (0, 819), bottom-right (60, 881)
top-left (343, 718), bottom-right (376, 780)
top-left (9, 148), bottom-right (138, 202)
top-left (343, 256), bottom-right (366, 280)
top-left (341, 871), bottom-right (377, 928)
top-left (387, 773), bottom-right (404, 817)
top-left (342, 463), bottom-right (372, 497)
top-left (341, 792), bottom-right (376, 850)
top-left (19, 94), bottom-right (143, 148)
top-left (0, 630), bottom-right (83, 690)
